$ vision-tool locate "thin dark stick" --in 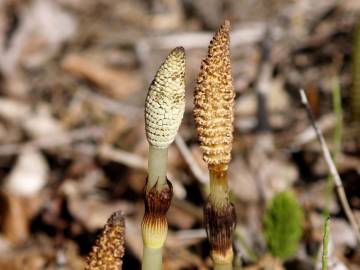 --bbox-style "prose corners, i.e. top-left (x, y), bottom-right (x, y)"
top-left (299, 89), bottom-right (360, 242)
